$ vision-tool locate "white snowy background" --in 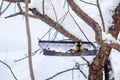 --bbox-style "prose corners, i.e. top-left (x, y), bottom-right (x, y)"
top-left (0, 0), bottom-right (120, 80)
